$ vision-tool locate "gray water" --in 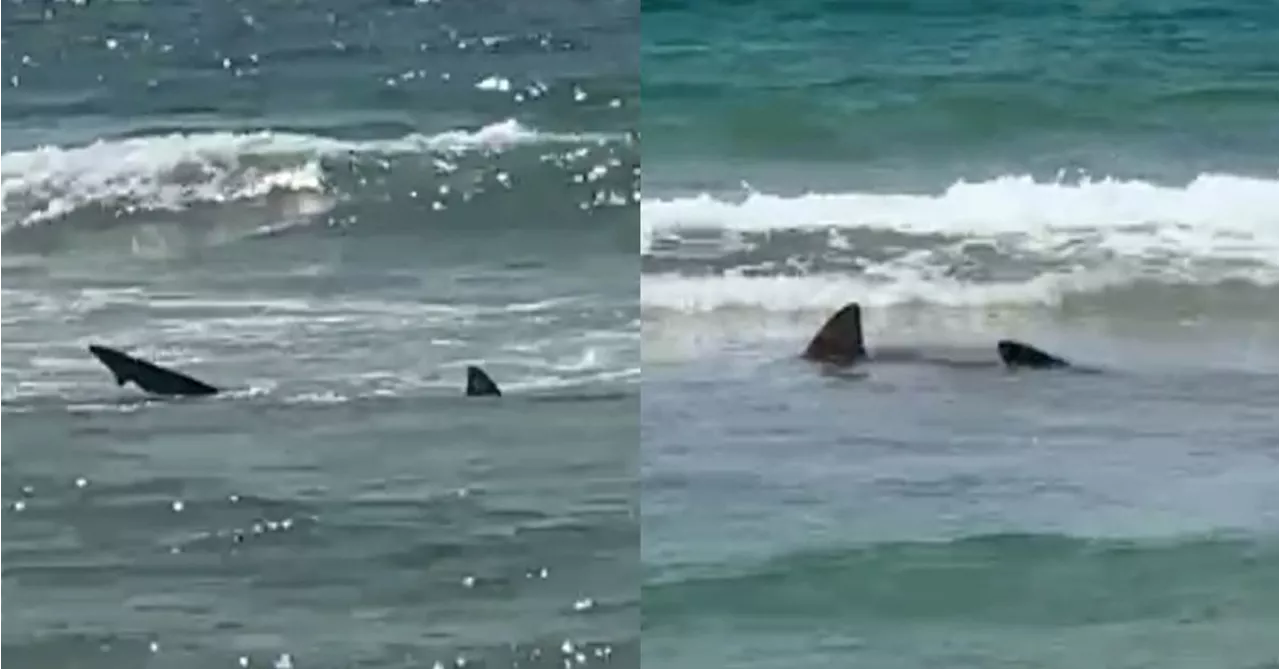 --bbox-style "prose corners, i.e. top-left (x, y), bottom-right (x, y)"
top-left (2, 0), bottom-right (639, 666)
